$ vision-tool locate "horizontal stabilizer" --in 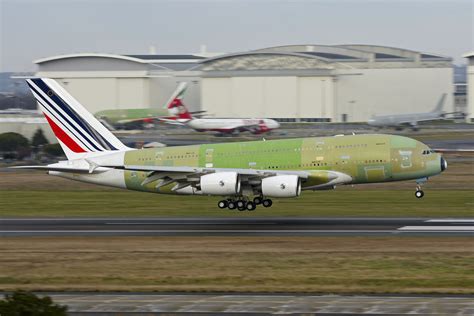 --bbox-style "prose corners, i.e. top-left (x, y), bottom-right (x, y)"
top-left (10, 165), bottom-right (104, 174)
